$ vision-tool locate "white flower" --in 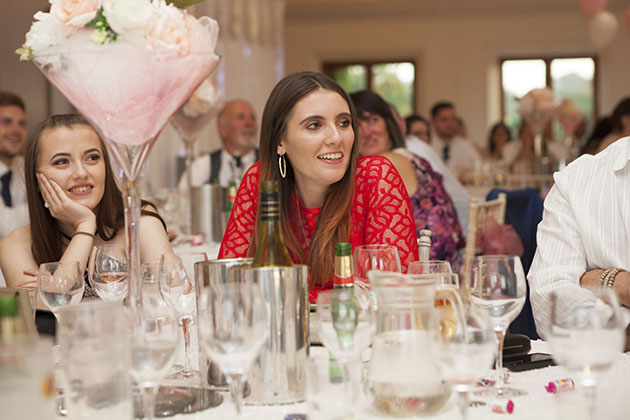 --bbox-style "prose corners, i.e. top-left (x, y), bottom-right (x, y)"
top-left (102, 0), bottom-right (153, 34)
top-left (25, 11), bottom-right (71, 67)
top-left (182, 79), bottom-right (221, 118)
